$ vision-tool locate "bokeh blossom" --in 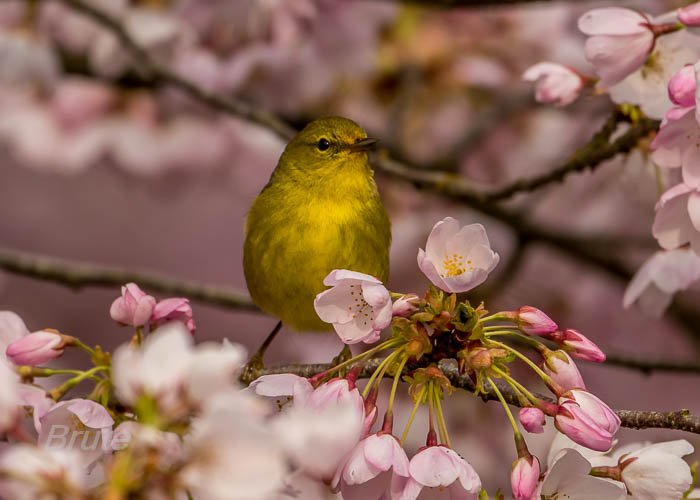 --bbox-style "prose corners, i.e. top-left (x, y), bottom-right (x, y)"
top-left (522, 62), bottom-right (585, 106)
